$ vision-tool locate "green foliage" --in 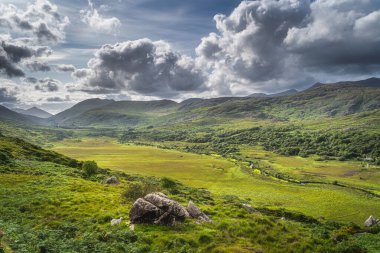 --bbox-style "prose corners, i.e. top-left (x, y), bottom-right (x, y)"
top-left (82, 160), bottom-right (98, 176)
top-left (0, 150), bottom-right (12, 165)
top-left (123, 179), bottom-right (161, 201)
